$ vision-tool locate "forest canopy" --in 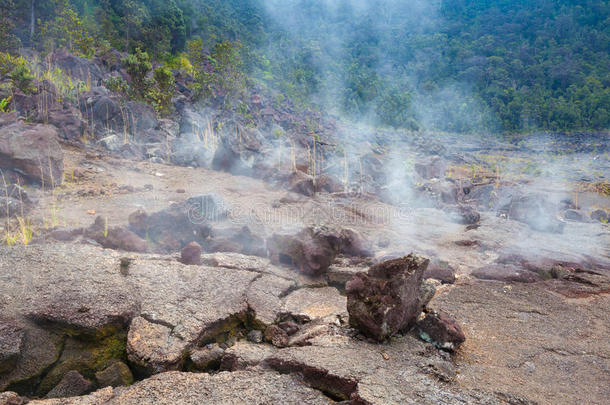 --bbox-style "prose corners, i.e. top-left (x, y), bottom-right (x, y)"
top-left (2, 0), bottom-right (609, 133)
